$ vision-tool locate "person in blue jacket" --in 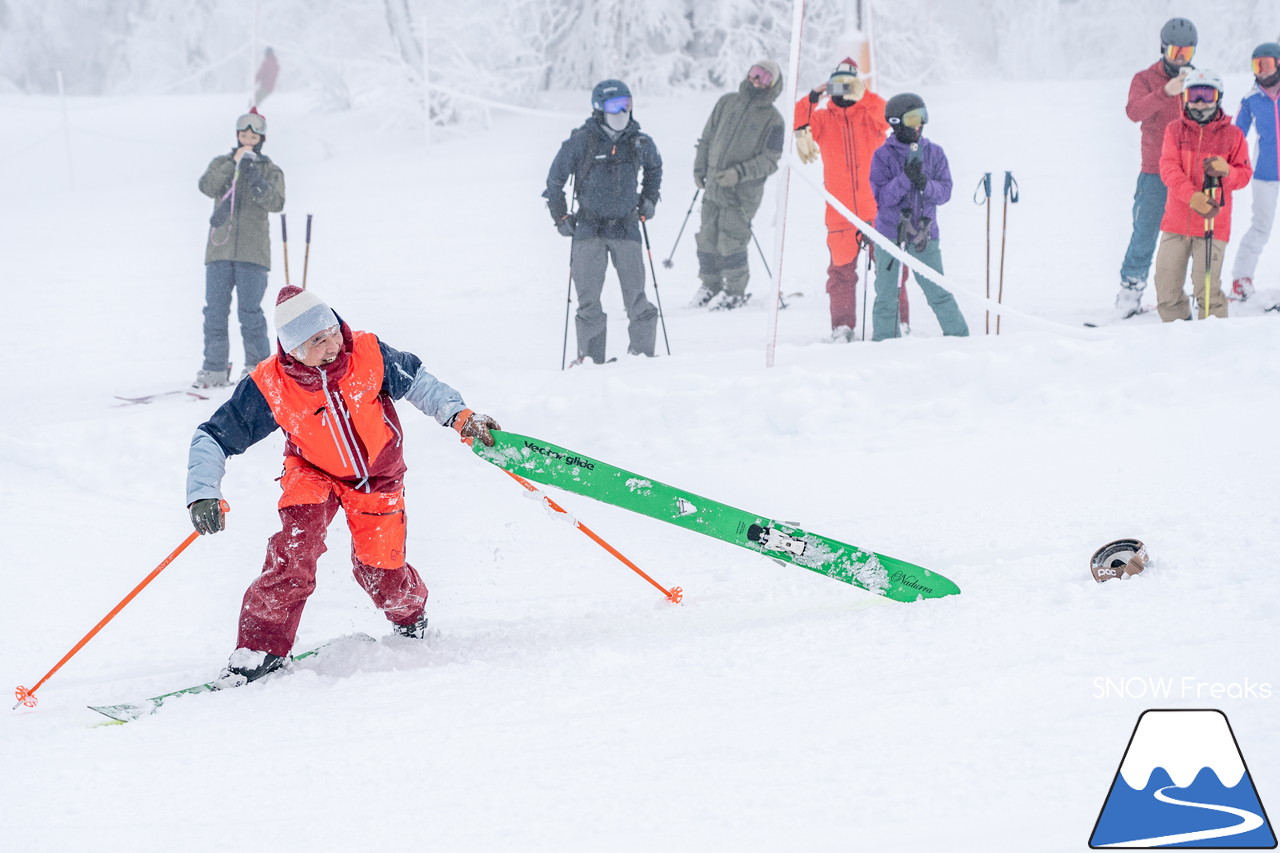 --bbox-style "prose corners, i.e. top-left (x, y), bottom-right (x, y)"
top-left (867, 93), bottom-right (969, 341)
top-left (544, 79), bottom-right (663, 364)
top-left (1230, 42), bottom-right (1280, 301)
